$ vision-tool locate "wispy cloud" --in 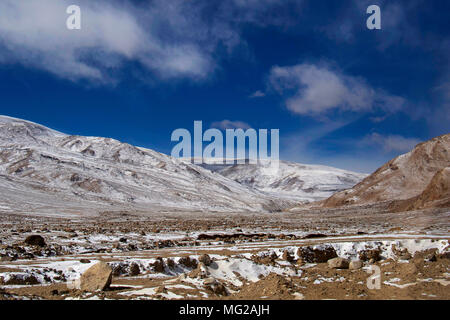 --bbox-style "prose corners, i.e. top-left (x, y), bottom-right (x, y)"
top-left (0, 0), bottom-right (218, 83)
top-left (362, 133), bottom-right (421, 153)
top-left (211, 120), bottom-right (251, 130)
top-left (0, 0), bottom-right (304, 84)
top-left (268, 62), bottom-right (405, 117)
top-left (249, 90), bottom-right (266, 98)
